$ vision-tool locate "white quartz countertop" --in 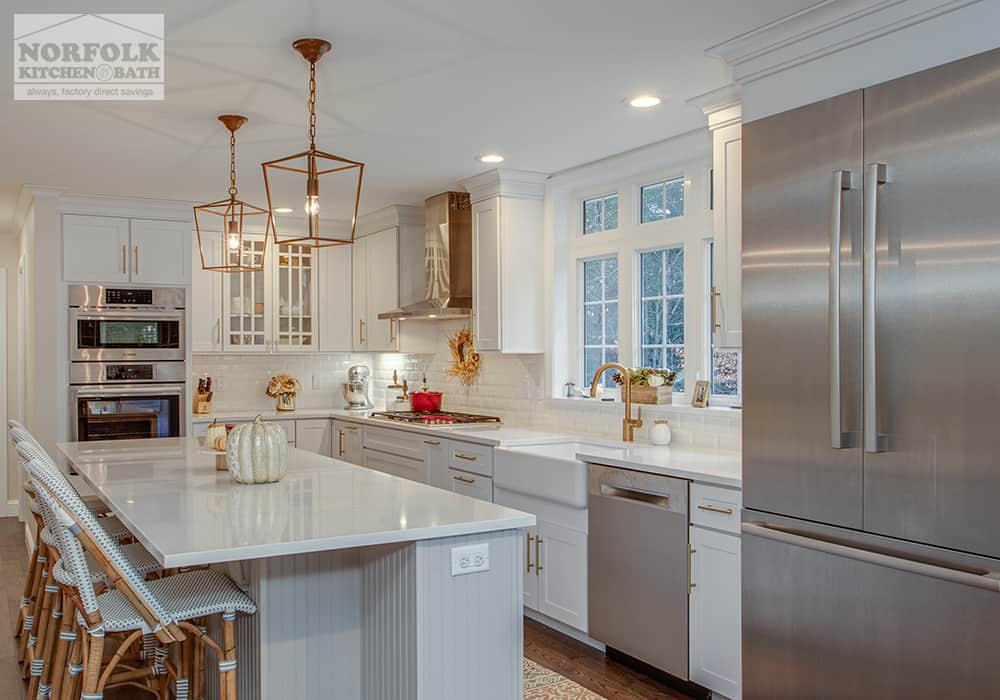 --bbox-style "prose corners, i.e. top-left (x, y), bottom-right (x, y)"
top-left (57, 437), bottom-right (536, 568)
top-left (574, 443), bottom-right (741, 488)
top-left (192, 409), bottom-right (571, 447)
